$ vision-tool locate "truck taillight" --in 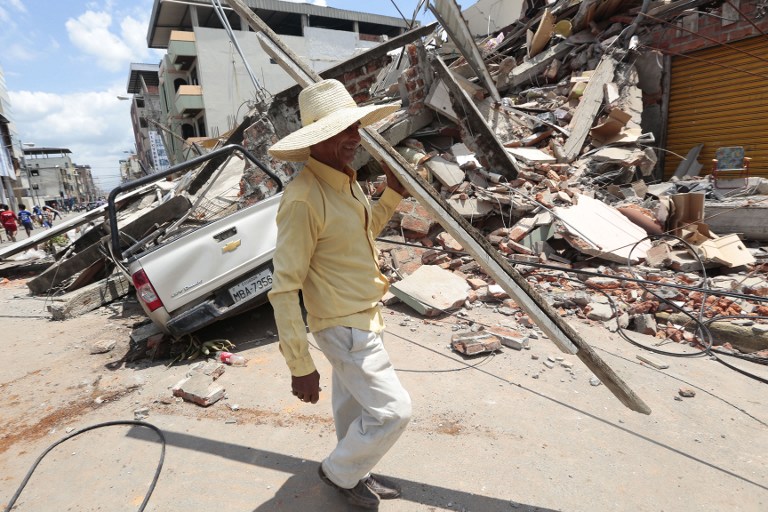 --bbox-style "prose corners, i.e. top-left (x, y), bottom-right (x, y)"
top-left (132, 269), bottom-right (163, 312)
